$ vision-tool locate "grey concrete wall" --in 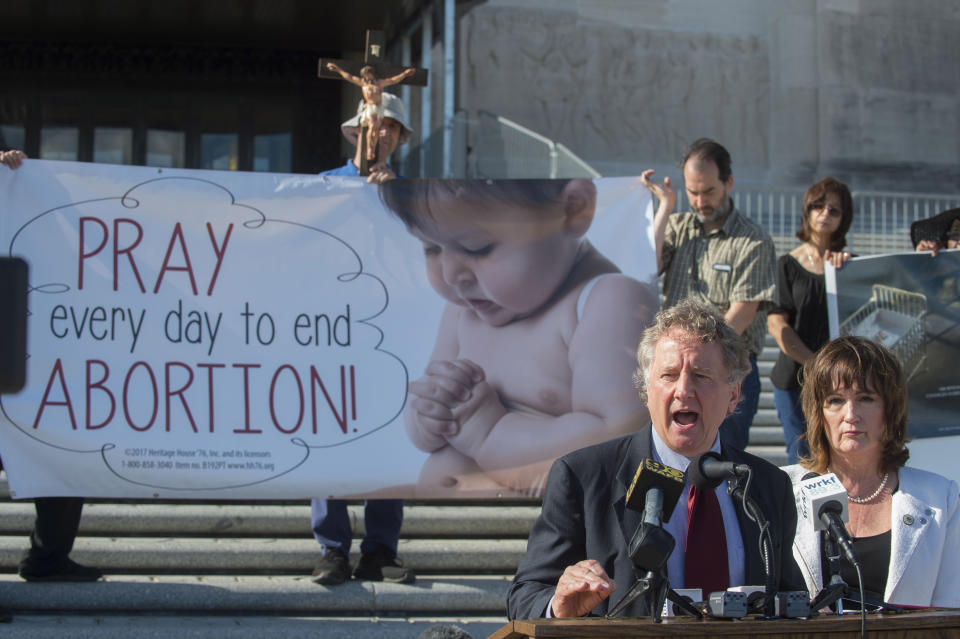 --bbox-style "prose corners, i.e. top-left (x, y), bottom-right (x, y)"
top-left (459, 0), bottom-right (960, 192)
